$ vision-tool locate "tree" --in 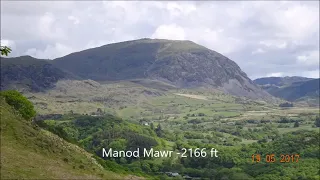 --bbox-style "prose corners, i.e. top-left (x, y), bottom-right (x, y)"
top-left (0, 90), bottom-right (36, 120)
top-left (97, 108), bottom-right (103, 114)
top-left (294, 121), bottom-right (300, 128)
top-left (315, 116), bottom-right (320, 127)
top-left (150, 122), bottom-right (154, 130)
top-left (0, 46), bottom-right (12, 56)
top-left (155, 123), bottom-right (164, 137)
top-left (109, 139), bottom-right (127, 151)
